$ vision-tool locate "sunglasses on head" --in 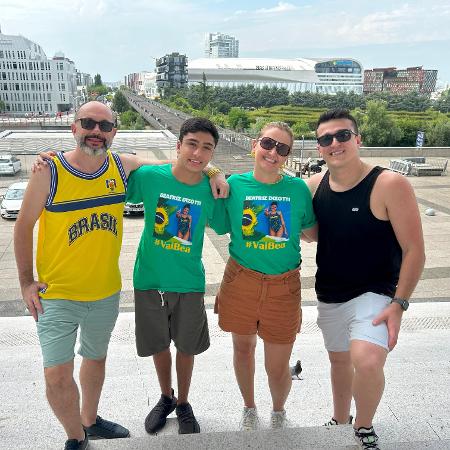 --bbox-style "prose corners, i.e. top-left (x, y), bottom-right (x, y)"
top-left (317, 129), bottom-right (357, 147)
top-left (77, 118), bottom-right (115, 132)
top-left (258, 137), bottom-right (291, 157)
